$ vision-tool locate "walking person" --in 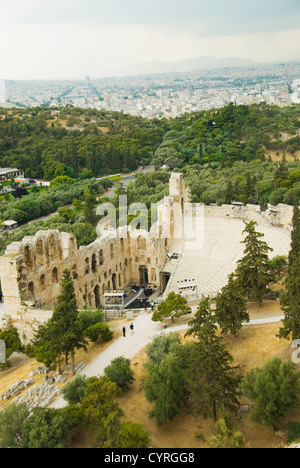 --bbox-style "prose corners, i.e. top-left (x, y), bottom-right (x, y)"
top-left (123, 326), bottom-right (126, 338)
top-left (130, 323), bottom-right (134, 335)
top-left (150, 301), bottom-right (155, 313)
